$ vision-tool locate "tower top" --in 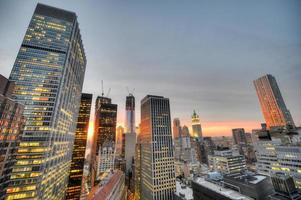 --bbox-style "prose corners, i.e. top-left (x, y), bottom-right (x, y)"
top-left (192, 110), bottom-right (199, 119)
